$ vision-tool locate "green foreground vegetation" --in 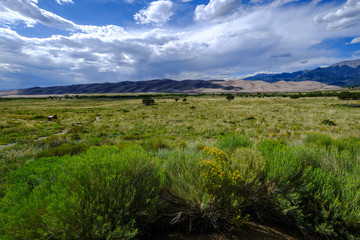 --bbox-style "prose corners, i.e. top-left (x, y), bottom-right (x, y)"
top-left (1, 94), bottom-right (360, 239)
